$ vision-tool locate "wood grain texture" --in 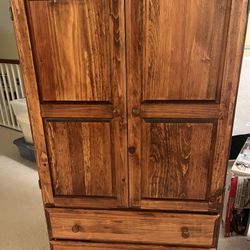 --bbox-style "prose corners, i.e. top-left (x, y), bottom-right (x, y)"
top-left (126, 0), bottom-right (143, 208)
top-left (107, 0), bottom-right (128, 208)
top-left (126, 0), bottom-right (248, 214)
top-left (11, 0), bottom-right (249, 248)
top-left (28, 0), bottom-right (114, 101)
top-left (51, 241), bottom-right (216, 250)
top-left (142, 122), bottom-right (214, 200)
top-left (209, 0), bottom-right (249, 212)
top-left (142, 0), bottom-right (229, 101)
top-left (47, 208), bottom-right (218, 247)
top-left (53, 197), bottom-right (118, 209)
top-left (45, 121), bottom-right (114, 197)
top-left (141, 103), bottom-right (225, 119)
top-left (10, 0), bottom-right (54, 205)
top-left (140, 200), bottom-right (209, 212)
top-left (27, 0), bottom-right (128, 208)
top-left (41, 104), bottom-right (113, 119)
